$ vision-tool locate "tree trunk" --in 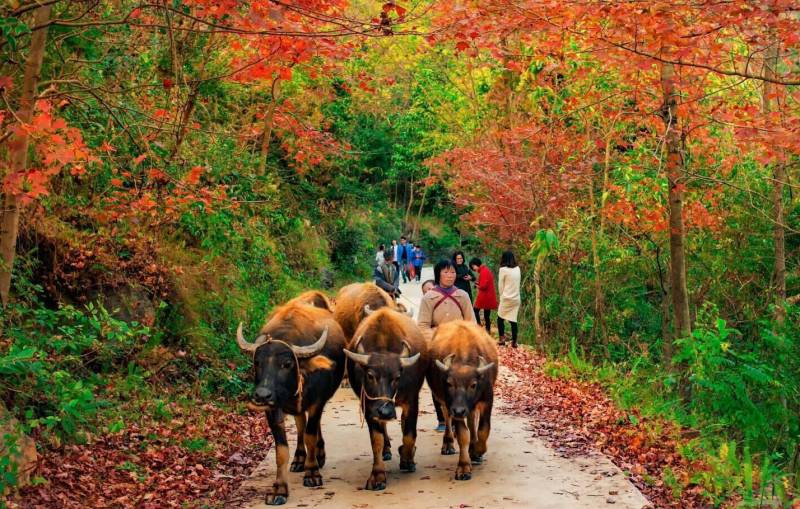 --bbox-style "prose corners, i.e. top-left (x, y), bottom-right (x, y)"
top-left (589, 139), bottom-right (611, 346)
top-left (258, 79), bottom-right (281, 176)
top-left (660, 61), bottom-right (692, 342)
top-left (169, 31), bottom-right (215, 161)
top-left (533, 254), bottom-right (544, 348)
top-left (762, 41), bottom-right (786, 322)
top-left (403, 180), bottom-right (415, 232)
top-left (411, 168), bottom-right (432, 239)
top-left (0, 4), bottom-right (53, 306)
